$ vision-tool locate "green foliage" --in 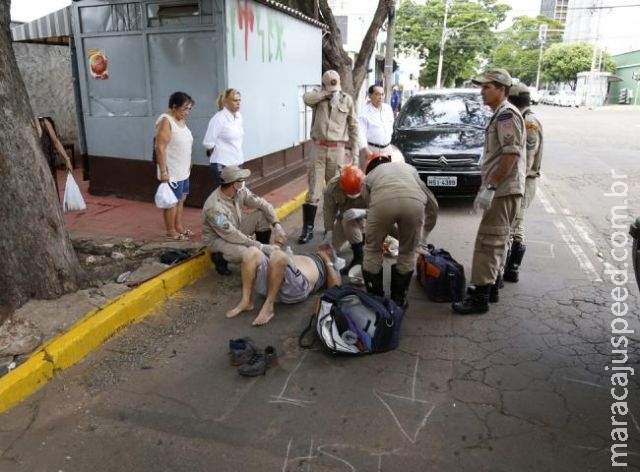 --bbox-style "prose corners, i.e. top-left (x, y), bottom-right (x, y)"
top-left (396, 0), bottom-right (510, 87)
top-left (489, 15), bottom-right (564, 85)
top-left (542, 42), bottom-right (617, 87)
